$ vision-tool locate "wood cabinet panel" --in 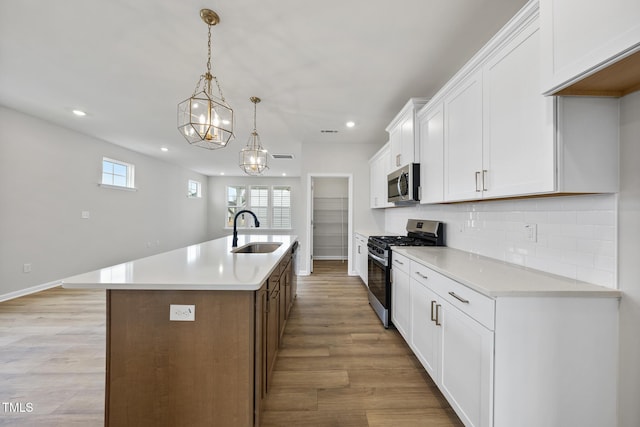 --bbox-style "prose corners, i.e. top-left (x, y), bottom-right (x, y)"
top-left (106, 290), bottom-right (254, 427)
top-left (266, 282), bottom-right (280, 389)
